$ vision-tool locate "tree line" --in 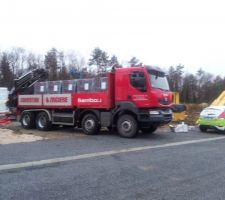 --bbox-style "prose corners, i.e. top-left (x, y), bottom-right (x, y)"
top-left (0, 47), bottom-right (224, 104)
top-left (167, 65), bottom-right (225, 104)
